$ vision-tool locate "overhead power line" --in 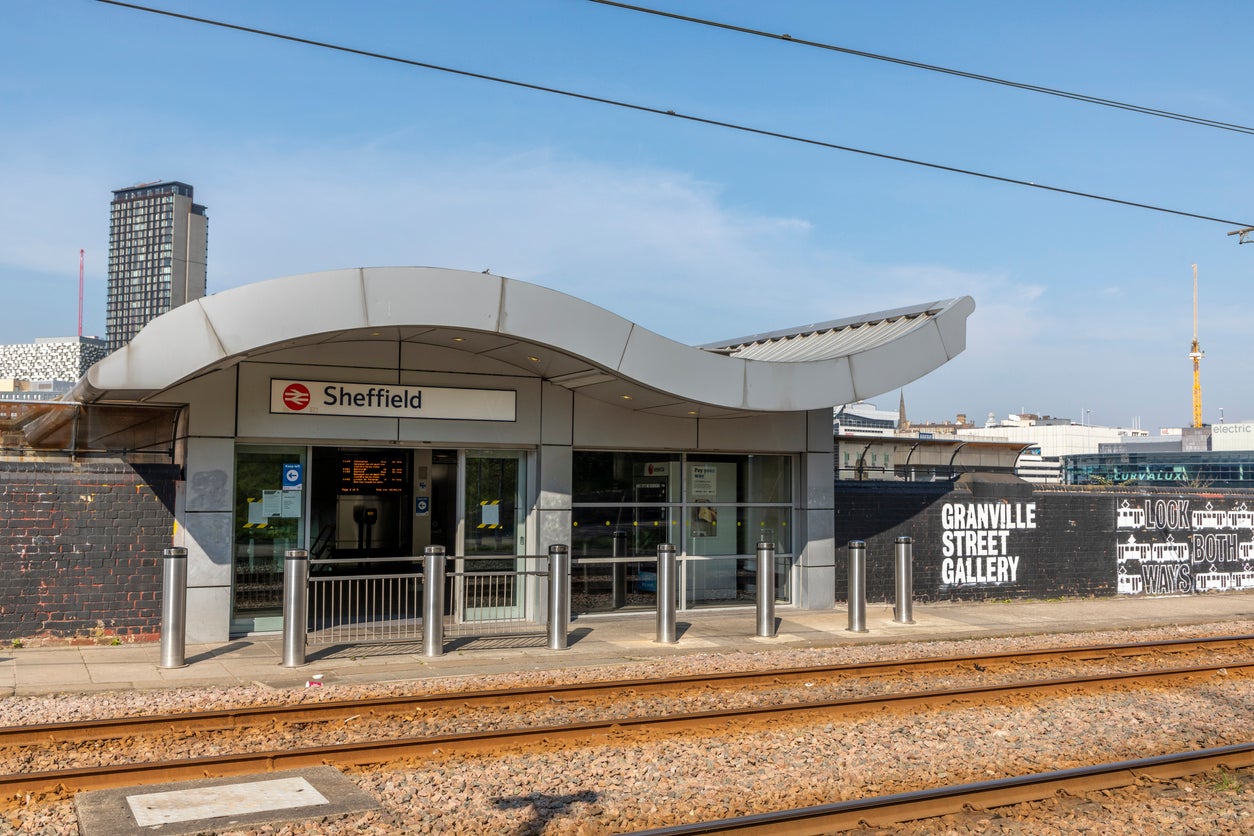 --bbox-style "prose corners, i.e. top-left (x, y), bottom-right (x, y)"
top-left (588, 0), bottom-right (1254, 137)
top-left (96, 0), bottom-right (1254, 228)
